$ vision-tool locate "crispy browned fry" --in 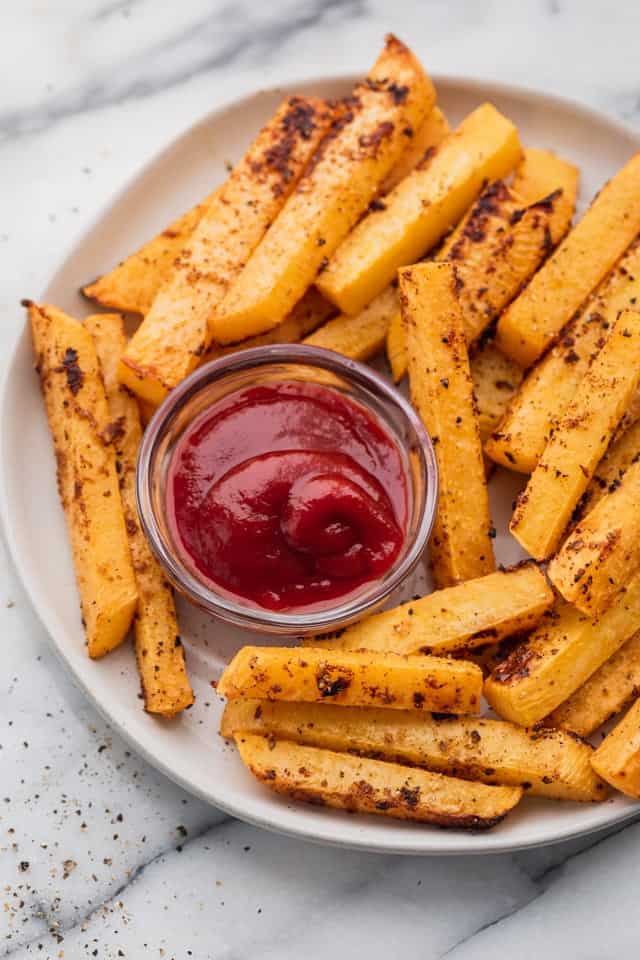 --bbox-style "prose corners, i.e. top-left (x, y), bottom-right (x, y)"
top-left (510, 310), bottom-right (640, 560)
top-left (591, 698), bottom-right (640, 798)
top-left (82, 191), bottom-right (218, 315)
top-left (317, 103), bottom-right (521, 315)
top-left (218, 646), bottom-right (483, 714)
top-left (85, 314), bottom-right (193, 715)
top-left (485, 578), bottom-right (640, 726)
top-left (547, 631), bottom-right (640, 737)
top-left (223, 699), bottom-right (604, 802)
top-left (28, 302), bottom-right (138, 659)
top-left (213, 36), bottom-right (435, 342)
top-left (386, 153), bottom-right (577, 382)
top-left (307, 564), bottom-right (552, 656)
top-left (486, 240), bottom-right (640, 474)
top-left (495, 151), bottom-right (640, 367)
top-left (548, 457), bottom-right (640, 616)
top-left (235, 733), bottom-right (523, 828)
top-left (402, 261), bottom-right (495, 587)
top-left (118, 95), bottom-right (331, 405)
